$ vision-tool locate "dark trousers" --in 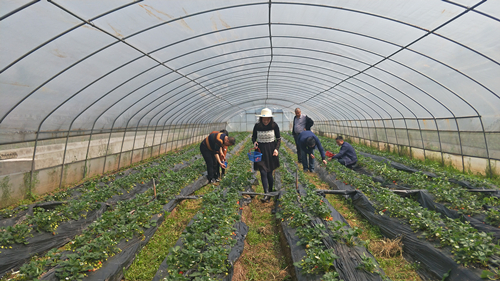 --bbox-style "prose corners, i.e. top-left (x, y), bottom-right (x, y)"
top-left (259, 168), bottom-right (274, 193)
top-left (293, 133), bottom-right (302, 162)
top-left (338, 158), bottom-right (357, 168)
top-left (301, 149), bottom-right (315, 172)
top-left (200, 143), bottom-right (217, 181)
